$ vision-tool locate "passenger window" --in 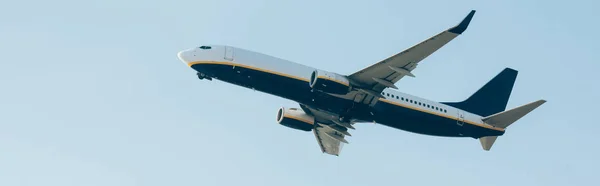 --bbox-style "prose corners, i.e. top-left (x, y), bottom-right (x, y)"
top-left (199, 46), bottom-right (212, 49)
top-left (410, 100), bottom-right (413, 103)
top-left (401, 97), bottom-right (404, 101)
top-left (396, 96), bottom-right (399, 99)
